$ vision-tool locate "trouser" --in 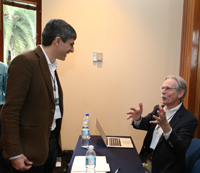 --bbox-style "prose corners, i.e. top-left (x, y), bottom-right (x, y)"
top-left (0, 148), bottom-right (13, 173)
top-left (140, 149), bottom-right (153, 173)
top-left (12, 131), bottom-right (57, 173)
top-left (0, 108), bottom-right (13, 173)
top-left (143, 159), bottom-right (152, 173)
